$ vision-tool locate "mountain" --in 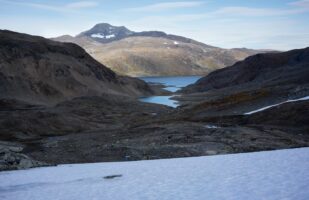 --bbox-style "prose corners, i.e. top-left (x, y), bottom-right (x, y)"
top-left (76, 23), bottom-right (212, 47)
top-left (182, 47), bottom-right (309, 94)
top-left (0, 30), bottom-right (159, 105)
top-left (0, 30), bottom-right (170, 170)
top-left (176, 47), bottom-right (309, 119)
top-left (77, 23), bottom-right (134, 43)
top-left (53, 23), bottom-right (272, 77)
